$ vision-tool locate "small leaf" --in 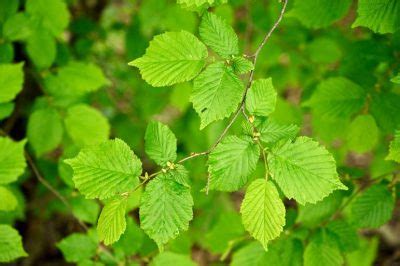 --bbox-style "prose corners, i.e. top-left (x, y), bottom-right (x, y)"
top-left (268, 136), bottom-right (347, 205)
top-left (346, 115), bottom-right (379, 153)
top-left (0, 63), bottom-right (24, 103)
top-left (191, 62), bottom-right (244, 129)
top-left (57, 233), bottom-right (97, 263)
top-left (257, 119), bottom-right (299, 145)
top-left (26, 30), bottom-right (56, 69)
top-left (98, 197), bottom-right (128, 245)
top-left (140, 173), bottom-right (193, 249)
top-left (0, 137), bottom-right (26, 185)
top-left (391, 73), bottom-right (400, 84)
top-left (386, 130), bottom-right (400, 163)
top-left (151, 251), bottom-right (196, 266)
top-left (0, 225), bottom-right (27, 262)
top-left (208, 135), bottom-right (260, 191)
top-left (65, 138), bottom-right (142, 200)
top-left (0, 186), bottom-right (18, 211)
top-left (199, 12), bottom-right (238, 58)
top-left (240, 179), bottom-right (286, 250)
top-left (232, 56), bottom-right (254, 74)
top-left (145, 121), bottom-right (177, 166)
top-left (246, 78), bottom-right (277, 117)
top-left (326, 220), bottom-right (360, 252)
top-left (129, 31), bottom-right (208, 87)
